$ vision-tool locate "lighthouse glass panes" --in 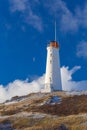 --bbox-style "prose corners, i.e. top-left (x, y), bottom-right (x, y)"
top-left (45, 41), bottom-right (62, 92)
